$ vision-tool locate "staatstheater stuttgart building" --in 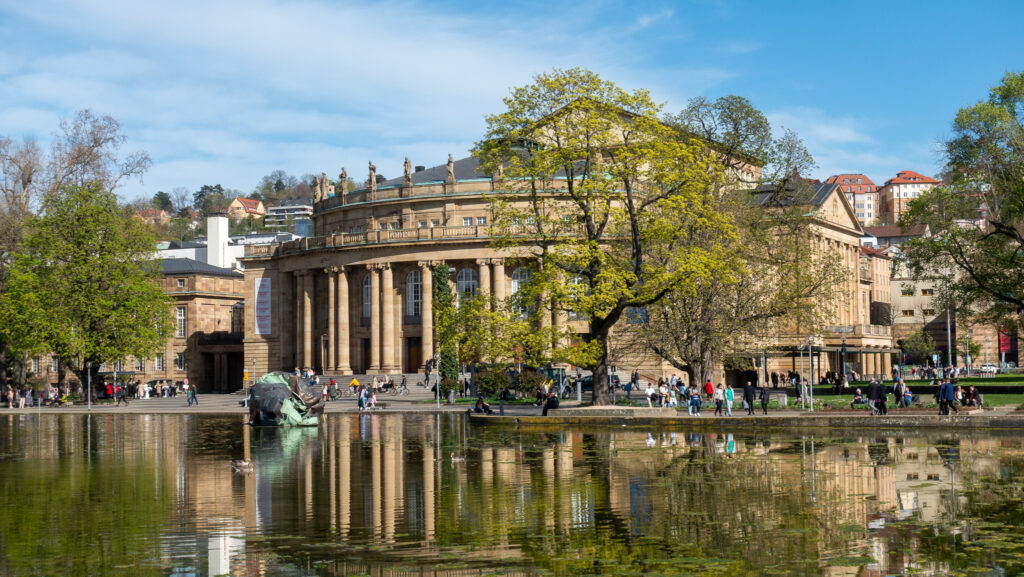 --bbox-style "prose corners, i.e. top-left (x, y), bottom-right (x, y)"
top-left (239, 146), bottom-right (897, 386)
